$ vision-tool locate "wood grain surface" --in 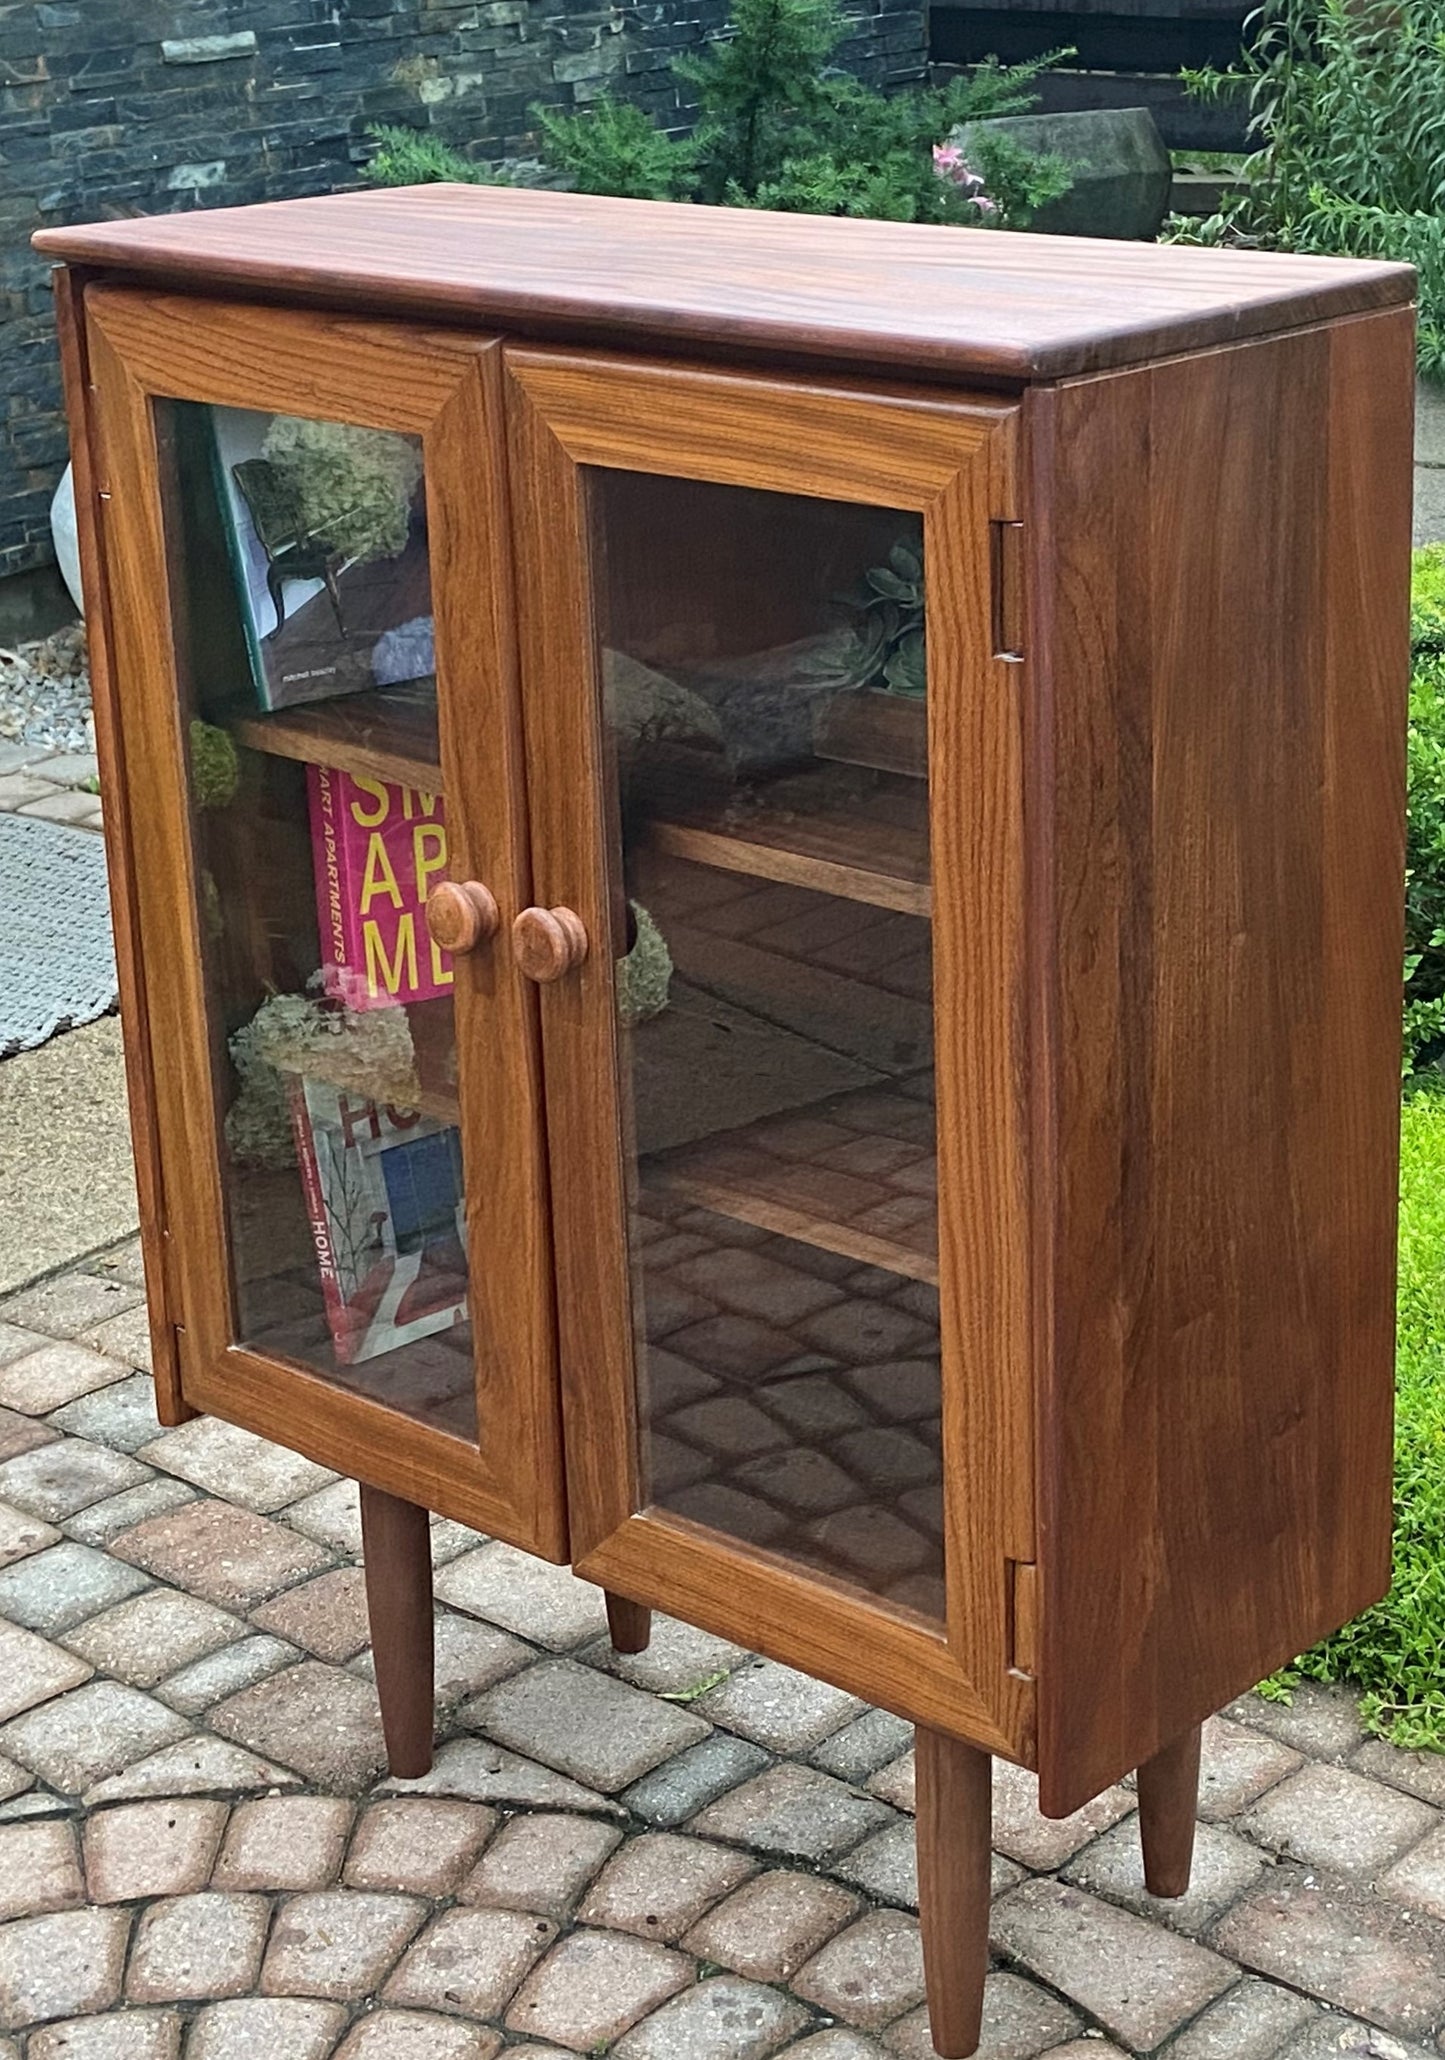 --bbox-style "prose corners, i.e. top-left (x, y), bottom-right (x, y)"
top-left (35, 186), bottom-right (1414, 387)
top-left (1029, 308), bottom-right (1413, 1816)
